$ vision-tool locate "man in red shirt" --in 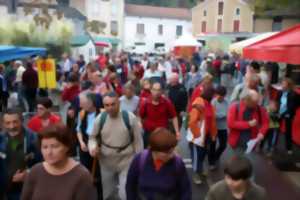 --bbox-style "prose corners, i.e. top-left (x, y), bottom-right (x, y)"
top-left (27, 97), bottom-right (61, 133)
top-left (140, 82), bottom-right (180, 147)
